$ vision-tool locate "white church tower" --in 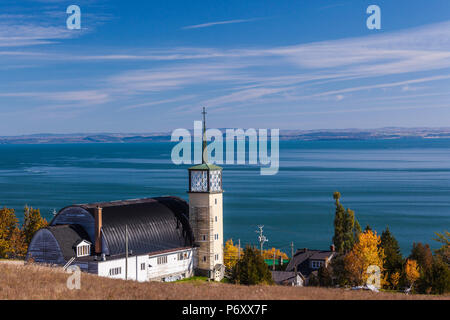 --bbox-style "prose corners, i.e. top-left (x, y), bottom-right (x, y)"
top-left (188, 107), bottom-right (224, 281)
